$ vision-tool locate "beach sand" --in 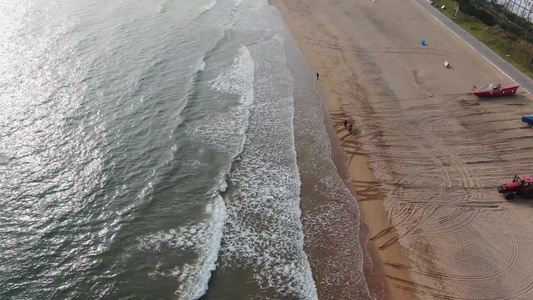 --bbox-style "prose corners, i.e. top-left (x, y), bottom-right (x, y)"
top-left (271, 0), bottom-right (533, 299)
